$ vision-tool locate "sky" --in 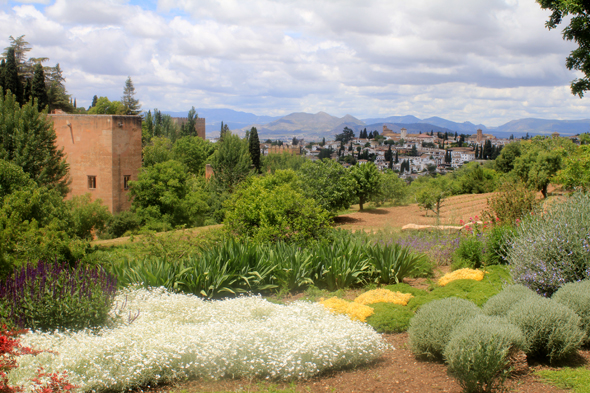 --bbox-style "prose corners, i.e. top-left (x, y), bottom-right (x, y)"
top-left (0, 0), bottom-right (587, 127)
